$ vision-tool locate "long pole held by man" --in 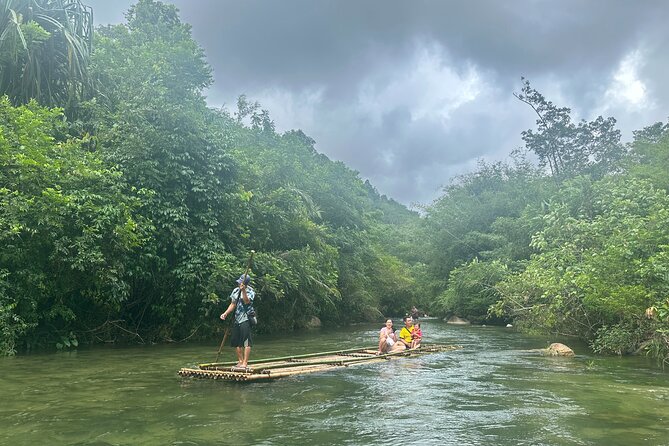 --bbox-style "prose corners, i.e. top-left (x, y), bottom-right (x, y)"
top-left (216, 250), bottom-right (256, 367)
